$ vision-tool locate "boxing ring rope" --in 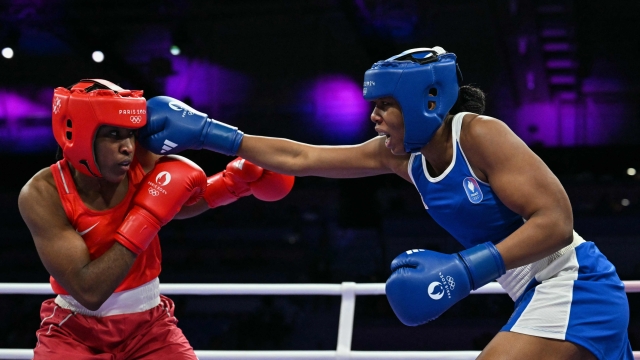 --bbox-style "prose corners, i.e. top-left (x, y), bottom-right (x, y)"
top-left (1, 281), bottom-right (639, 360)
